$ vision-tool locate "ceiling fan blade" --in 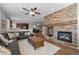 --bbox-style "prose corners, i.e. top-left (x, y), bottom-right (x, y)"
top-left (31, 8), bottom-right (34, 12)
top-left (23, 7), bottom-right (30, 11)
top-left (25, 13), bottom-right (29, 15)
top-left (31, 7), bottom-right (37, 11)
top-left (35, 12), bottom-right (40, 14)
top-left (34, 7), bottom-right (37, 11)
